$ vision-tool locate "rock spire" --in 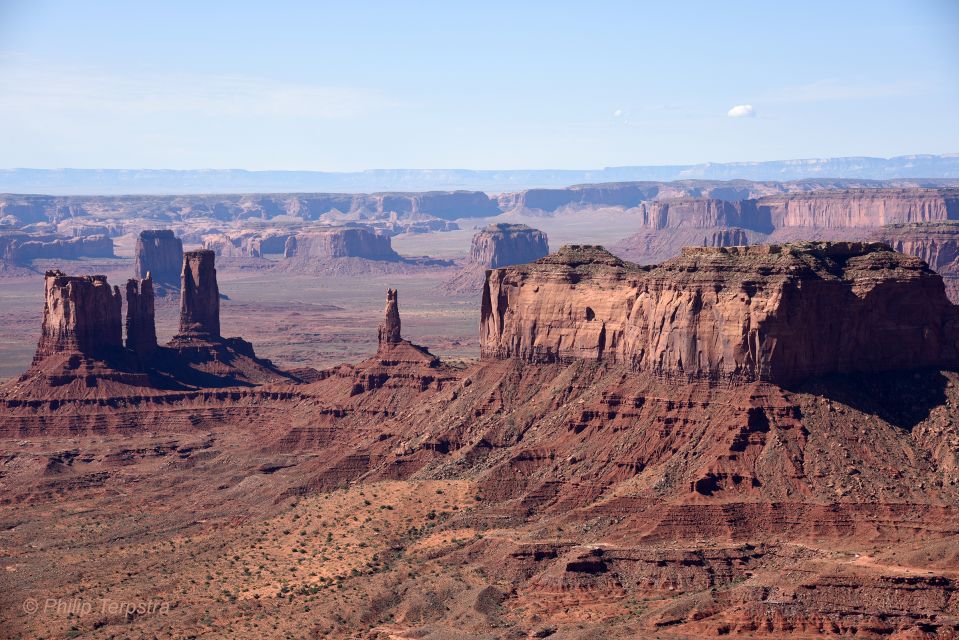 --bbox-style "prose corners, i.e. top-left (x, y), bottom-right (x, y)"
top-left (378, 288), bottom-right (402, 347)
top-left (178, 250), bottom-right (220, 338)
